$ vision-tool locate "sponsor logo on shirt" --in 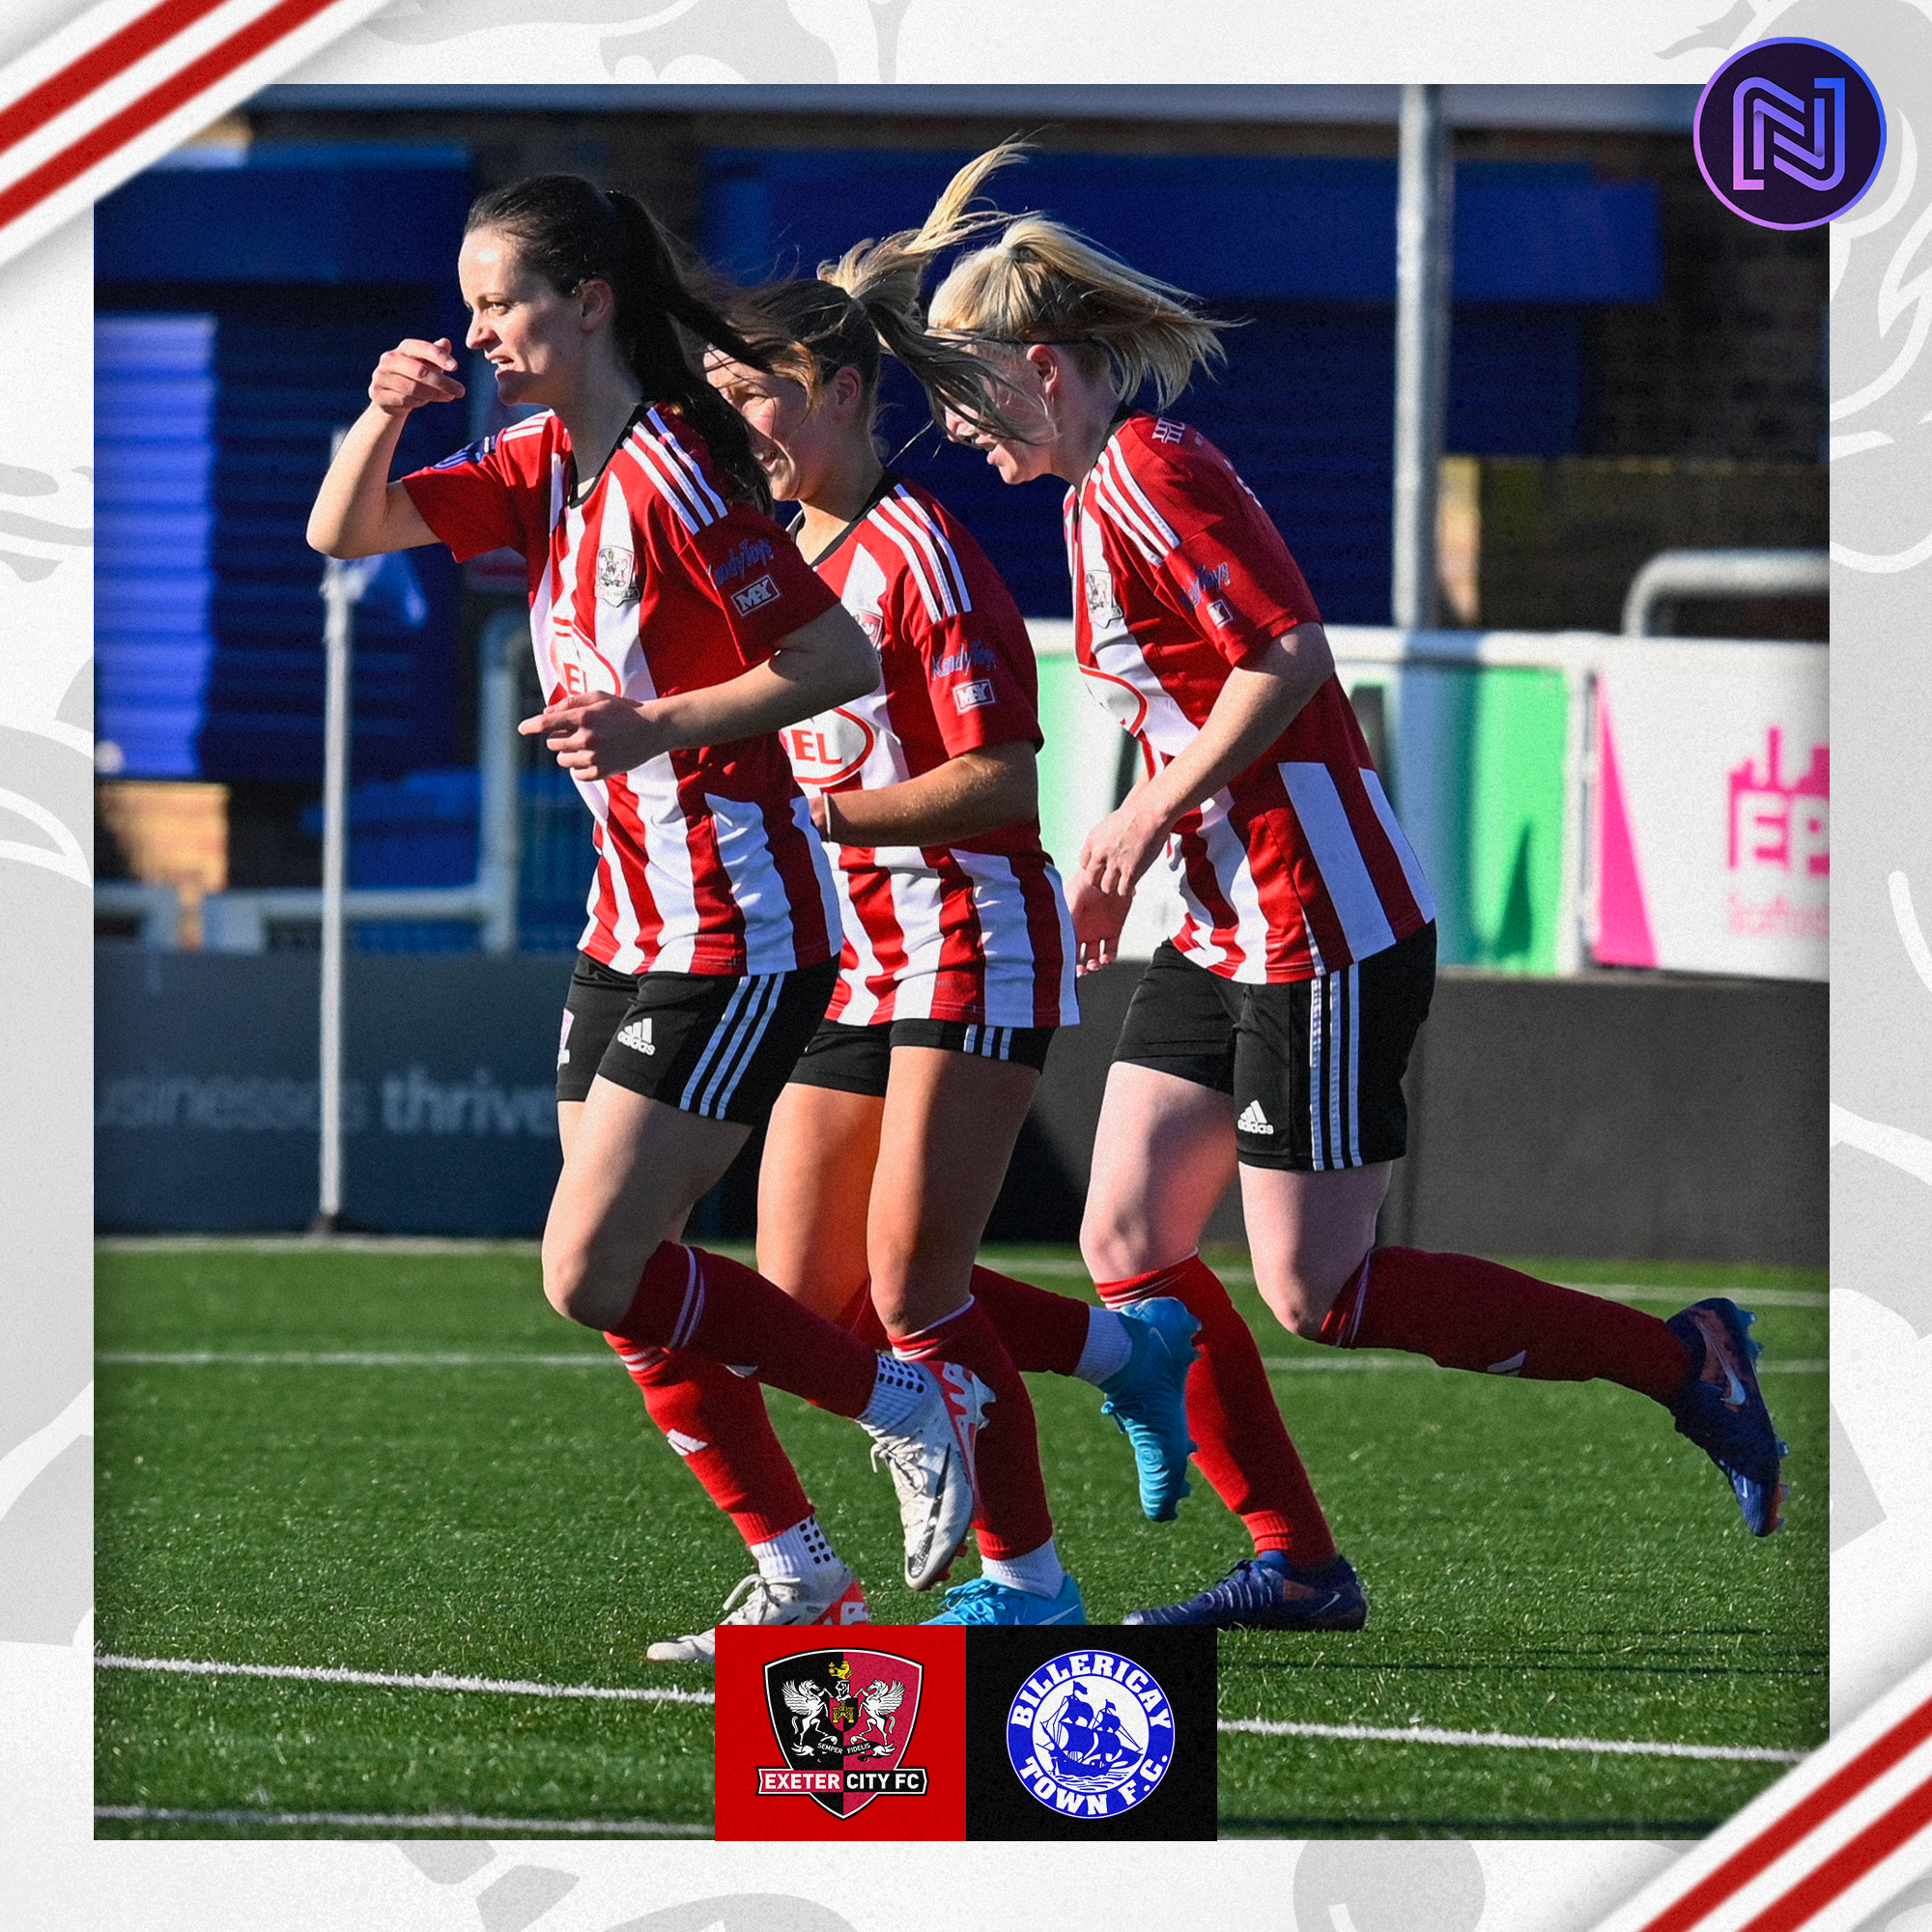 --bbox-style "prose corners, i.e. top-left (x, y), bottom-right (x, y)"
top-left (1186, 561), bottom-right (1233, 605)
top-left (784, 708), bottom-right (877, 788)
top-left (595, 544), bottom-right (639, 605)
top-left (1204, 599), bottom-right (1235, 628)
top-left (952, 678), bottom-right (997, 715)
top-left (930, 642), bottom-right (999, 679)
top-left (1151, 418), bottom-right (1186, 445)
top-left (711, 535), bottom-right (776, 587)
top-left (731, 573), bottom-right (781, 615)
